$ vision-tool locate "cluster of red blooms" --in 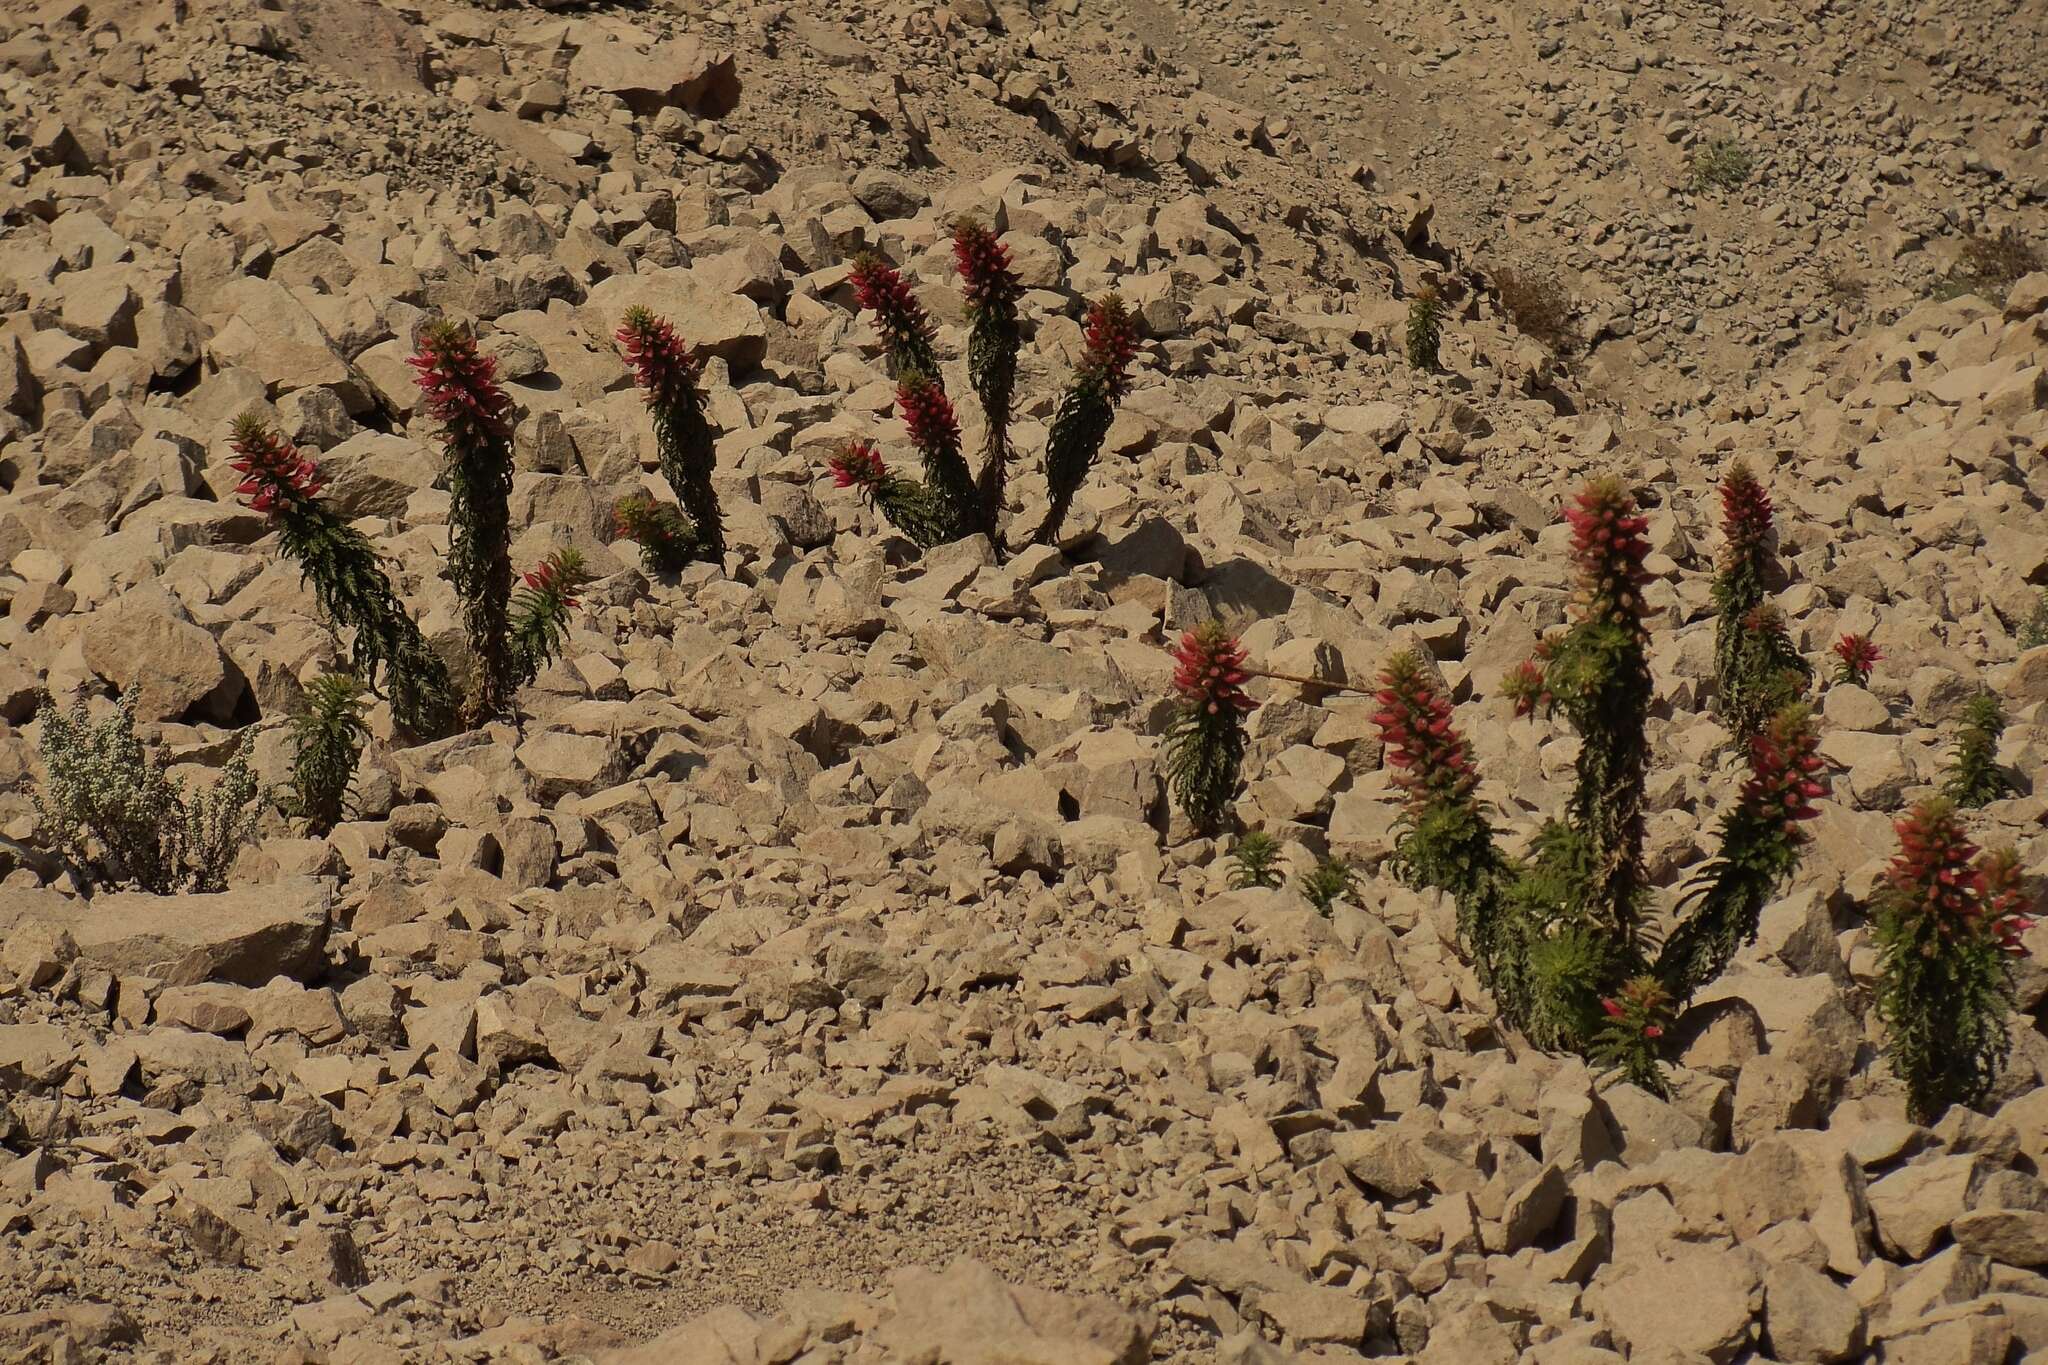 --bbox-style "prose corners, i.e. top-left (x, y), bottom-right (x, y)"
top-left (408, 323), bottom-right (513, 443)
top-left (227, 421), bottom-right (325, 514)
top-left (1833, 633), bottom-right (1882, 685)
top-left (1887, 802), bottom-right (2036, 954)
top-left (1742, 707), bottom-right (1830, 837)
top-left (1170, 624), bottom-right (1257, 718)
top-left (951, 220), bottom-right (1021, 310)
top-left (1079, 297), bottom-right (1140, 401)
top-left (827, 439), bottom-right (888, 491)
top-left (615, 308), bottom-right (701, 409)
top-left (1502, 655), bottom-right (1551, 718)
top-left (1564, 479), bottom-right (1651, 630)
top-left (896, 374), bottom-right (962, 460)
top-left (848, 254), bottom-right (935, 359)
top-left (1600, 976), bottom-right (1671, 1039)
top-left (1718, 463), bottom-right (1774, 564)
top-left (1373, 653), bottom-right (1480, 810)
top-left (520, 557), bottom-right (579, 607)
